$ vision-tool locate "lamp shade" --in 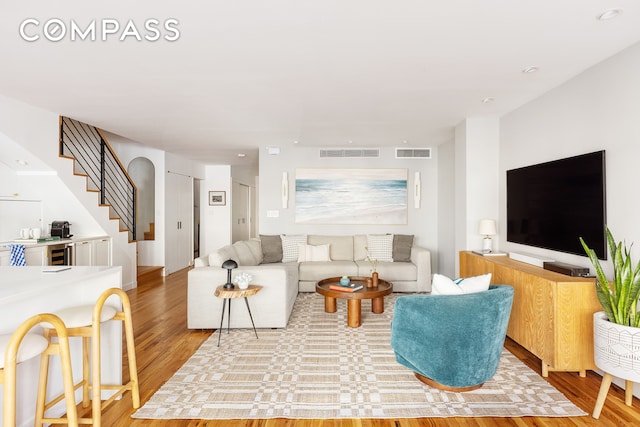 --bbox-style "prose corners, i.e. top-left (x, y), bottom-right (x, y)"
top-left (479, 219), bottom-right (497, 236)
